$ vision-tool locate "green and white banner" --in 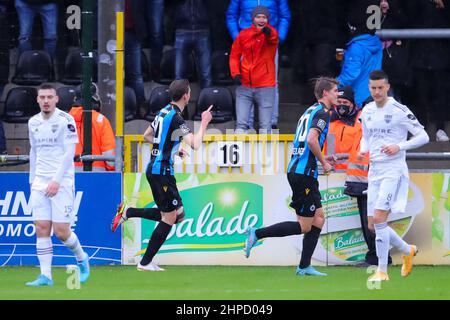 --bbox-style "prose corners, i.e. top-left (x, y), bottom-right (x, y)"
top-left (122, 173), bottom-right (449, 265)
